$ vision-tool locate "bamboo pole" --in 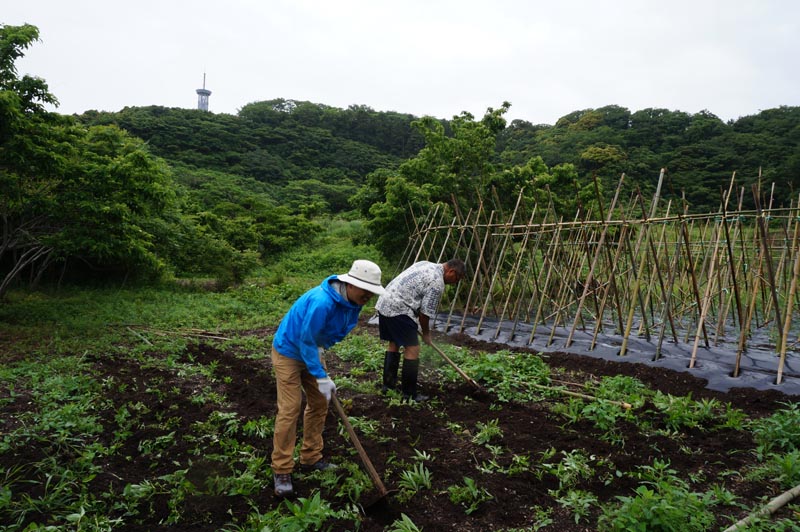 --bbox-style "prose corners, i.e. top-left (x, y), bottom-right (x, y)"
top-left (477, 189), bottom-right (525, 334)
top-left (690, 217), bottom-right (723, 368)
top-left (753, 183), bottom-right (784, 348)
top-left (529, 218), bottom-right (565, 344)
top-left (776, 202), bottom-right (800, 384)
top-left (566, 174), bottom-right (625, 347)
top-left (496, 205), bottom-right (538, 340)
top-left (459, 210), bottom-right (495, 334)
